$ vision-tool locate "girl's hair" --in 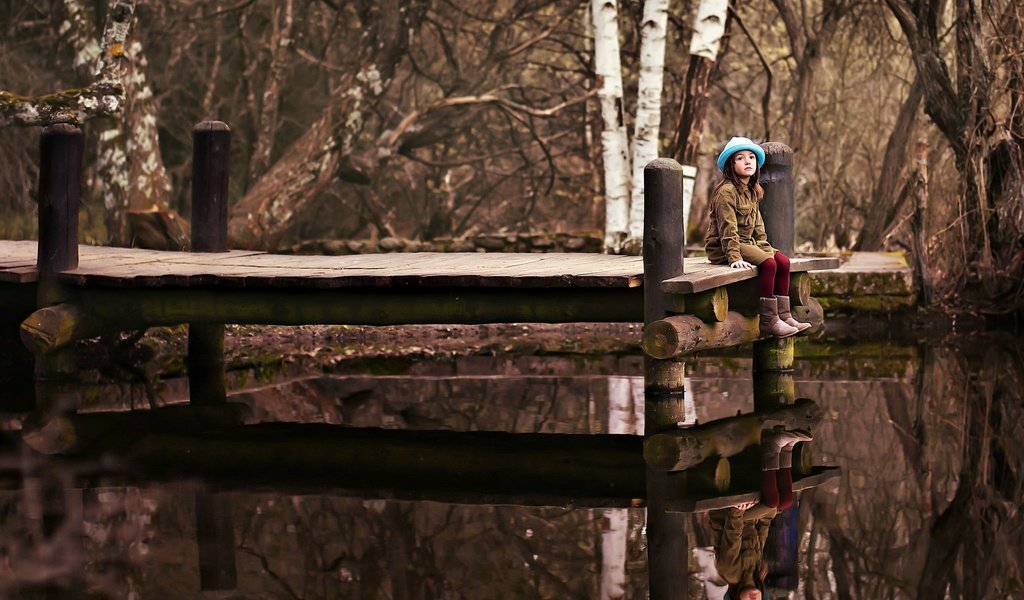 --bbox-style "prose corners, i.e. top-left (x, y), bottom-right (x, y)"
top-left (714, 152), bottom-right (764, 201)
